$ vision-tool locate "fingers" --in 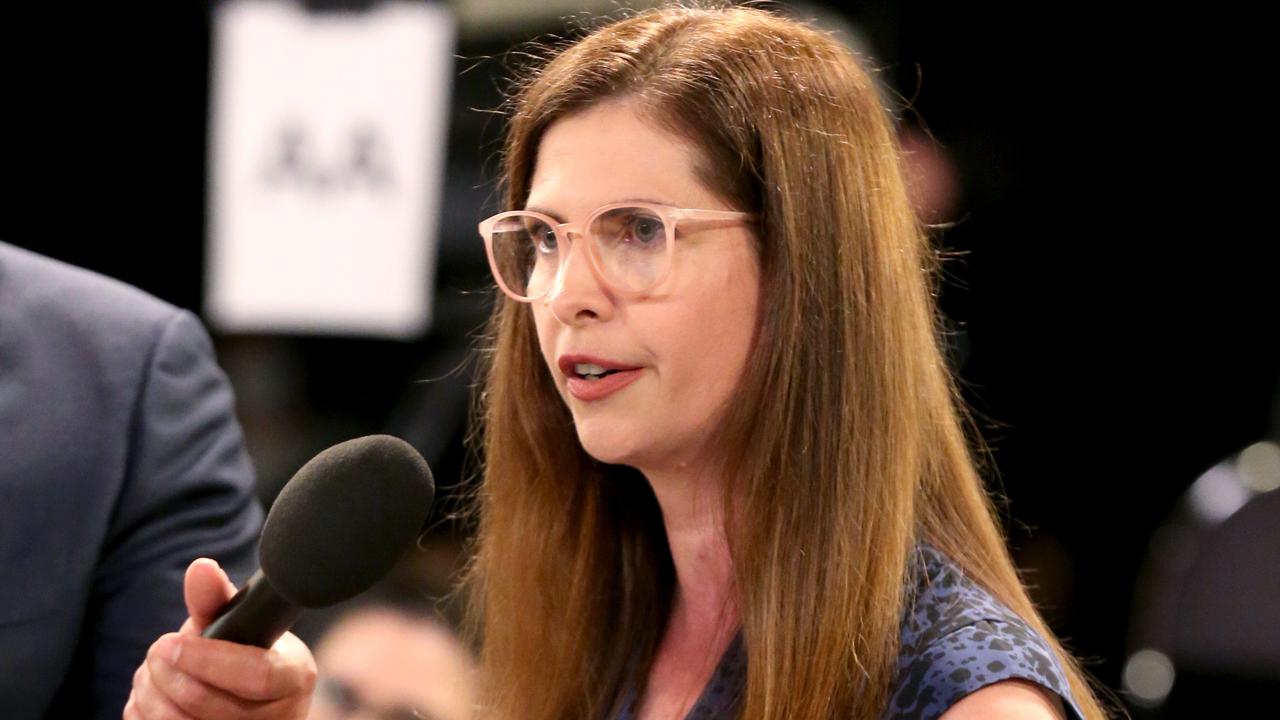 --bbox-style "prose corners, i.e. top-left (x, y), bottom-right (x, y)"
top-left (150, 632), bottom-right (316, 703)
top-left (126, 662), bottom-right (198, 720)
top-left (128, 562), bottom-right (315, 719)
top-left (128, 668), bottom-right (309, 720)
top-left (182, 558), bottom-right (239, 634)
top-left (128, 631), bottom-right (316, 719)
top-left (139, 649), bottom-right (257, 718)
